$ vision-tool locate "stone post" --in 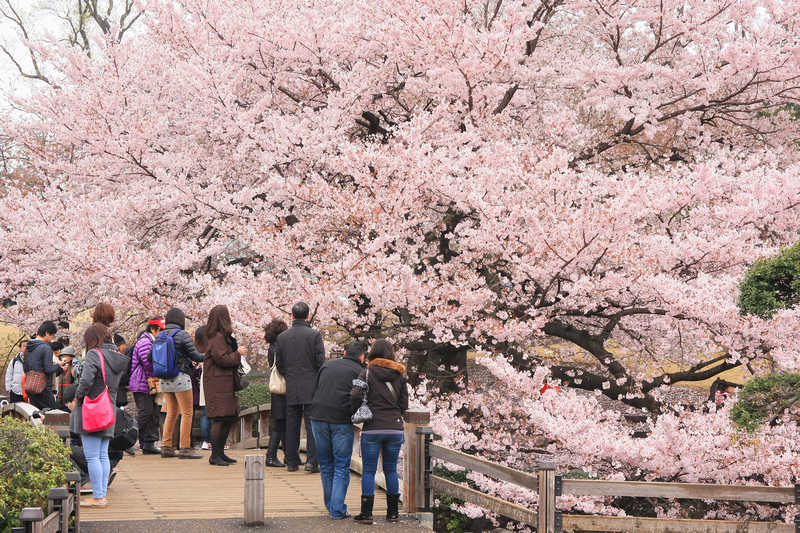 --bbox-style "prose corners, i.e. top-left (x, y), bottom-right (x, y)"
top-left (244, 454), bottom-right (265, 526)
